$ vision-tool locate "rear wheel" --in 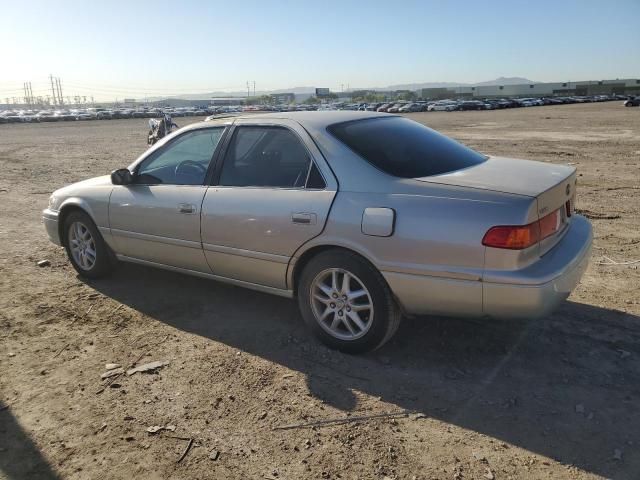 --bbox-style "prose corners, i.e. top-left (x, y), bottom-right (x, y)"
top-left (63, 211), bottom-right (114, 278)
top-left (298, 250), bottom-right (401, 353)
